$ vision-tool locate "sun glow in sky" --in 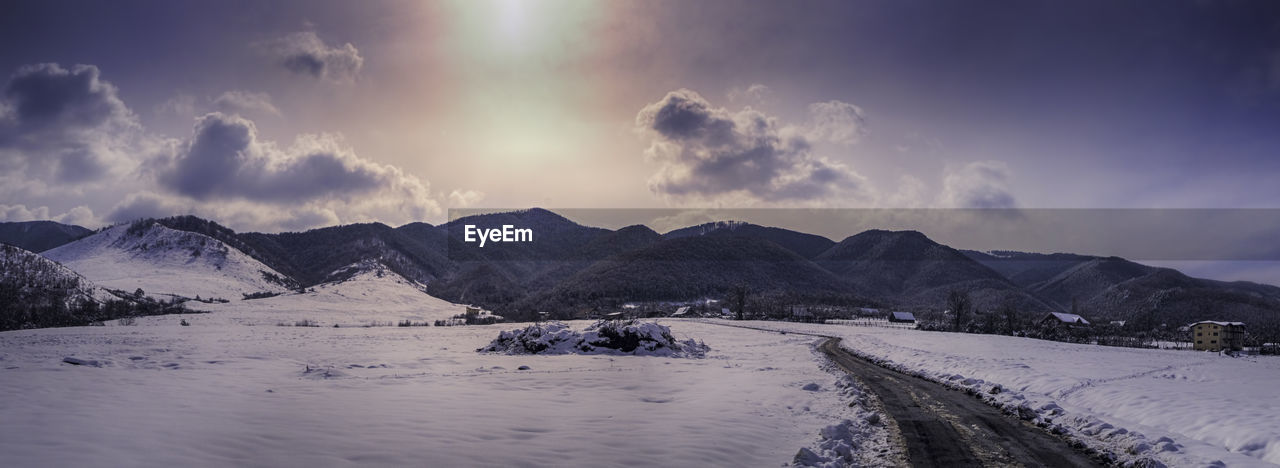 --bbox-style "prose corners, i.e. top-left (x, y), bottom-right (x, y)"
top-left (431, 1), bottom-right (611, 182)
